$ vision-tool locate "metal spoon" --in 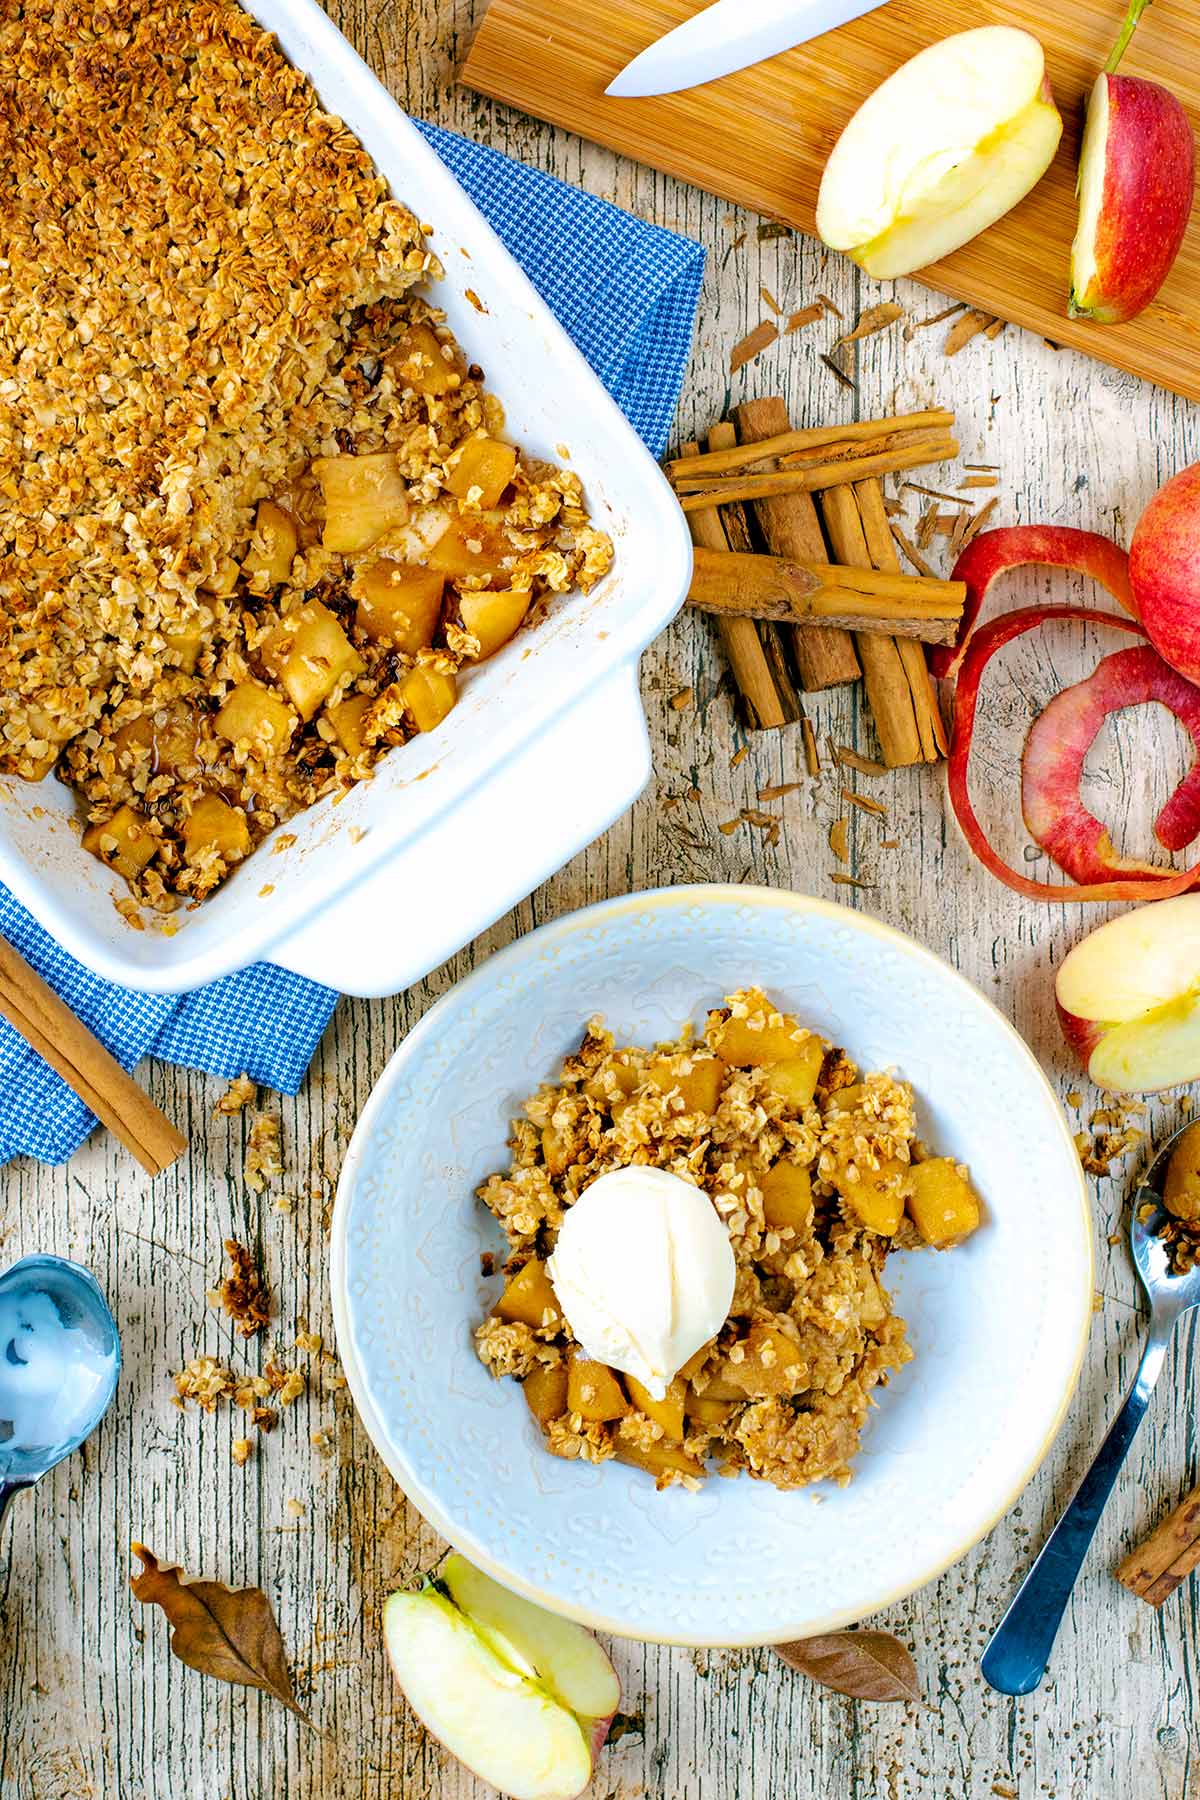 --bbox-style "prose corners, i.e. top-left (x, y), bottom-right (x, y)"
top-left (0, 1254), bottom-right (121, 1539)
top-left (982, 1120), bottom-right (1200, 1695)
